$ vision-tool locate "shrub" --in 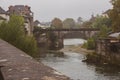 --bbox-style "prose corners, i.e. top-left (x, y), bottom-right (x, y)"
top-left (82, 38), bottom-right (95, 50)
top-left (0, 15), bottom-right (38, 56)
